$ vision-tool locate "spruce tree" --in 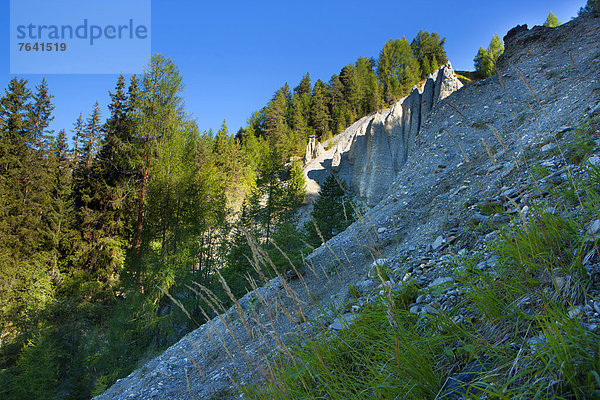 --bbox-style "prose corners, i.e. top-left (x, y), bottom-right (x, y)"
top-left (579, 0), bottom-right (600, 16)
top-left (29, 79), bottom-right (55, 152)
top-left (0, 78), bottom-right (54, 335)
top-left (81, 102), bottom-right (102, 168)
top-left (71, 113), bottom-right (84, 162)
top-left (306, 174), bottom-right (355, 247)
